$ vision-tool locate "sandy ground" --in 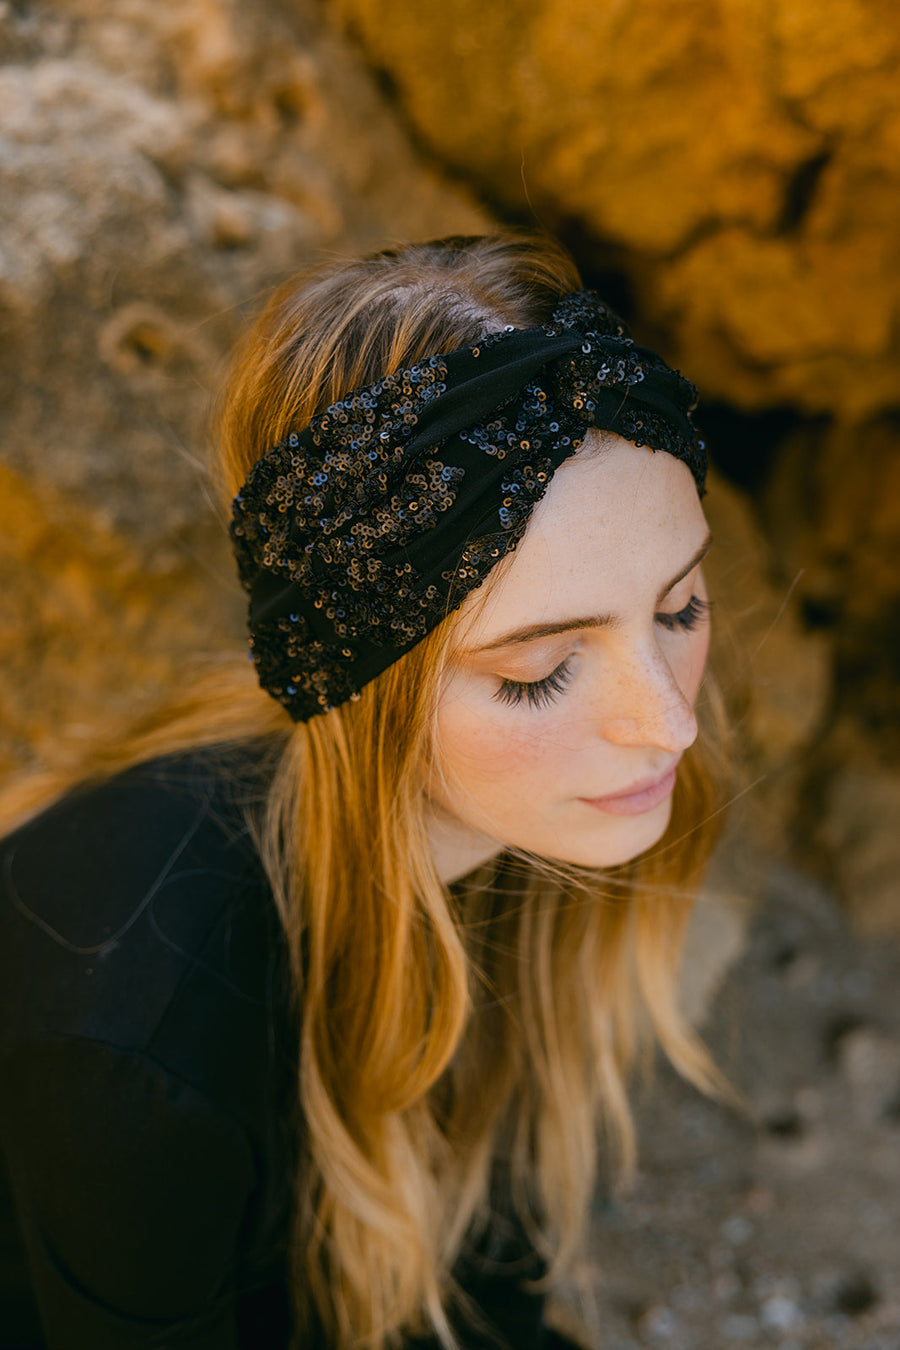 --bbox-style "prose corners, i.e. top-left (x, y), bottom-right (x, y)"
top-left (553, 858), bottom-right (900, 1350)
